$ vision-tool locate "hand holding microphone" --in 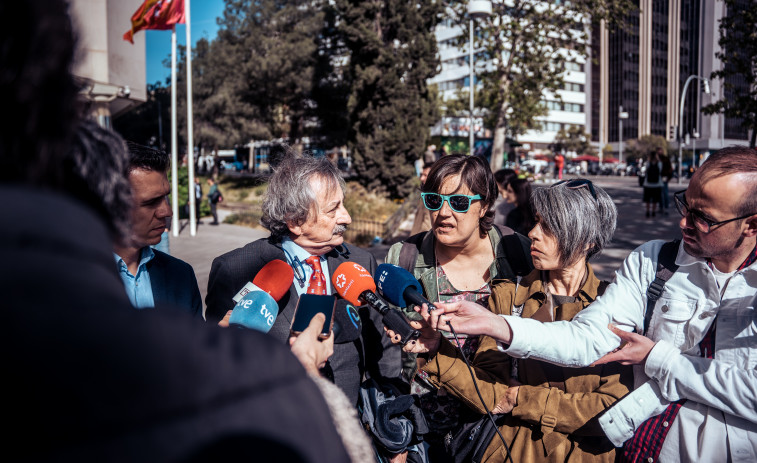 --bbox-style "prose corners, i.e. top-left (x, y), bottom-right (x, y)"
top-left (374, 264), bottom-right (442, 354)
top-left (331, 262), bottom-right (420, 346)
